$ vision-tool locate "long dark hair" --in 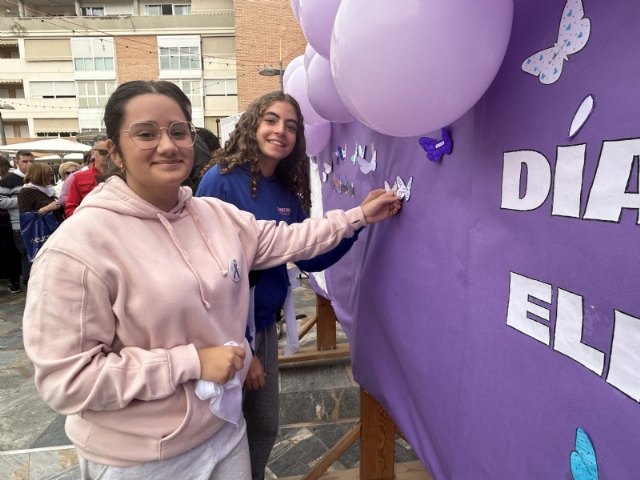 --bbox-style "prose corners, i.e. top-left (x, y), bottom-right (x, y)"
top-left (102, 81), bottom-right (192, 181)
top-left (212, 91), bottom-right (311, 212)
